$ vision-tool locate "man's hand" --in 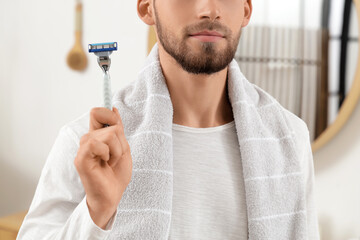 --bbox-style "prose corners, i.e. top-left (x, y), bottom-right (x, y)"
top-left (74, 107), bottom-right (133, 229)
